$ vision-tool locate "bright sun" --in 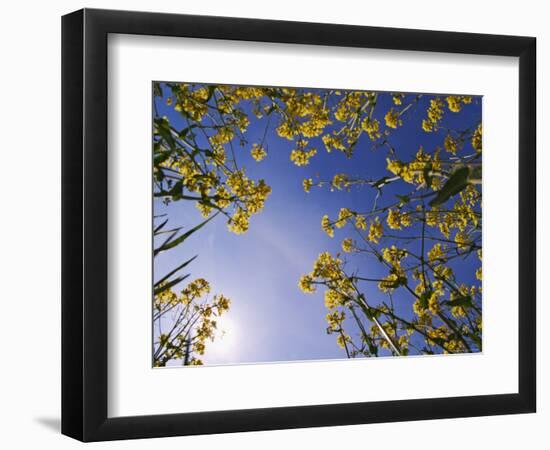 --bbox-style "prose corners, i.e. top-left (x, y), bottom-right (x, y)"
top-left (205, 316), bottom-right (239, 361)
